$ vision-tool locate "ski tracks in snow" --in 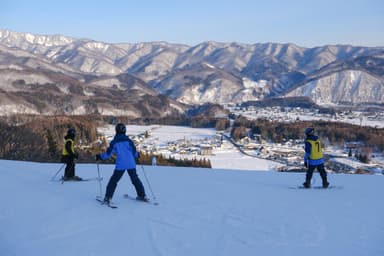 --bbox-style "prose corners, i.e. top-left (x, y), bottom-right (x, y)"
top-left (143, 203), bottom-right (271, 256)
top-left (145, 208), bottom-right (199, 256)
top-left (143, 202), bottom-right (330, 256)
